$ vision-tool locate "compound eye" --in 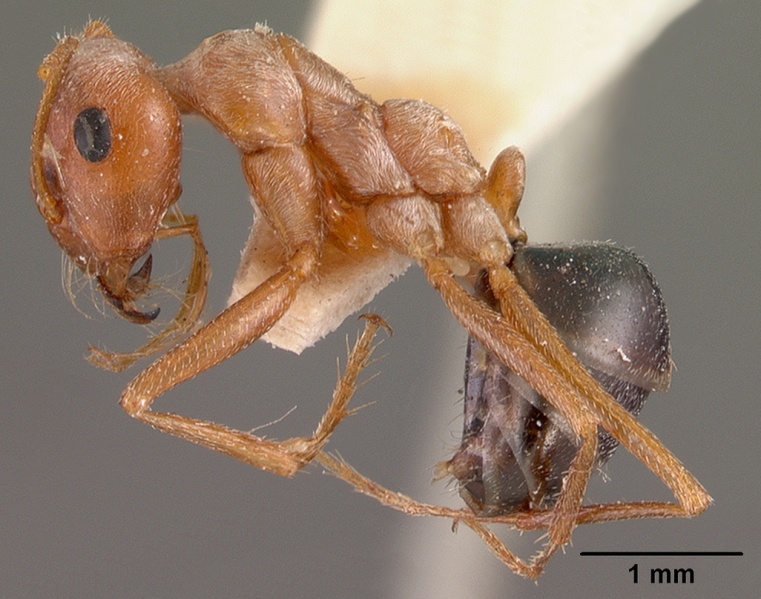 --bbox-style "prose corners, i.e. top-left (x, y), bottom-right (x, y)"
top-left (73, 107), bottom-right (112, 162)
